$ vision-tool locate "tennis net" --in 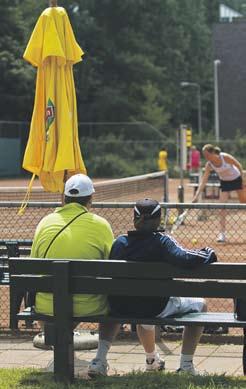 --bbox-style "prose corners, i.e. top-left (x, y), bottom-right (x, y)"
top-left (0, 171), bottom-right (167, 202)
